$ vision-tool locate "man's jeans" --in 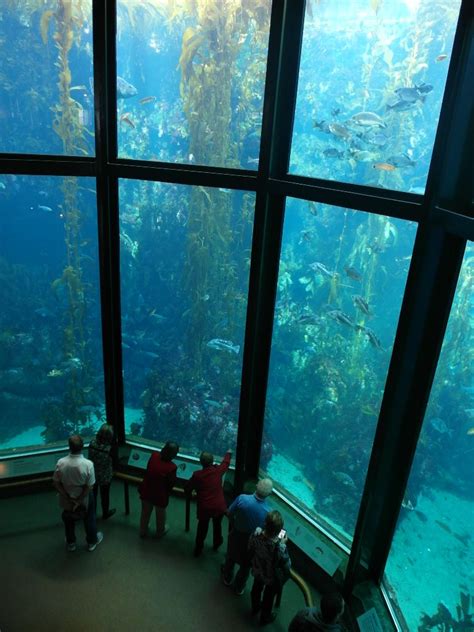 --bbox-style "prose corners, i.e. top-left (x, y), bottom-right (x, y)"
top-left (62, 492), bottom-right (98, 545)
